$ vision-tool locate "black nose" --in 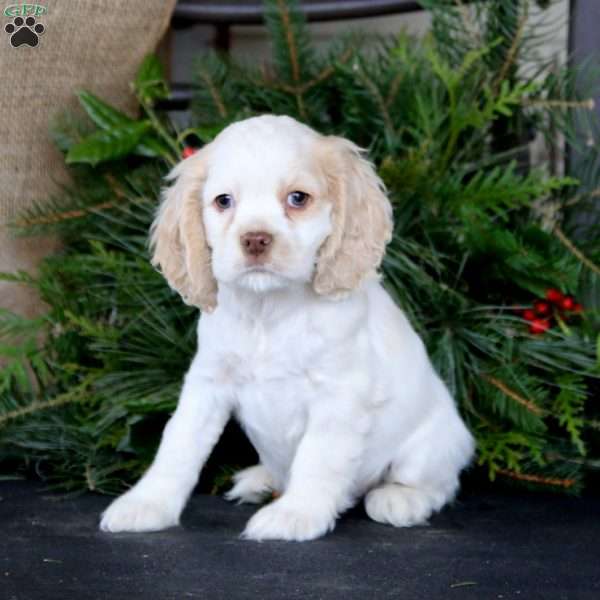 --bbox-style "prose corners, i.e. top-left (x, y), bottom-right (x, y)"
top-left (240, 231), bottom-right (273, 257)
